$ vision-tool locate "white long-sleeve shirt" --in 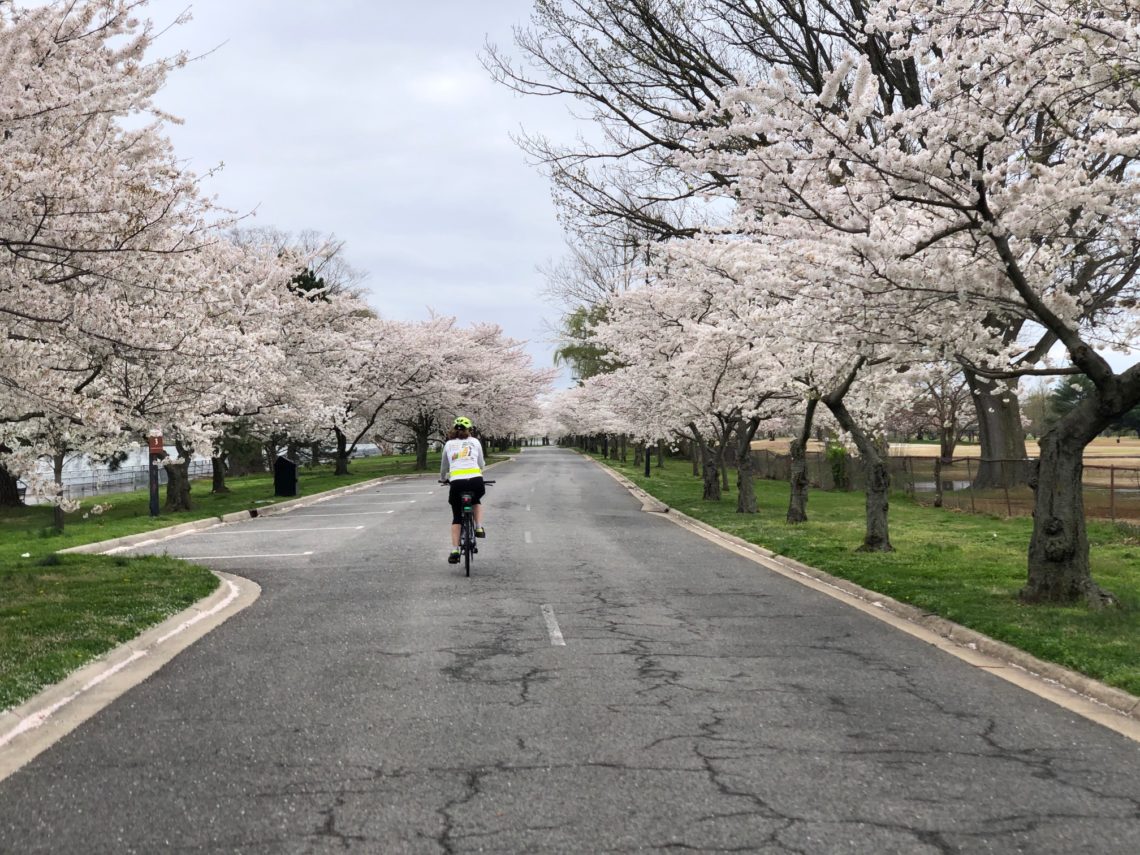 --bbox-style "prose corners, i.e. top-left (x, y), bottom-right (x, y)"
top-left (440, 437), bottom-right (485, 481)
